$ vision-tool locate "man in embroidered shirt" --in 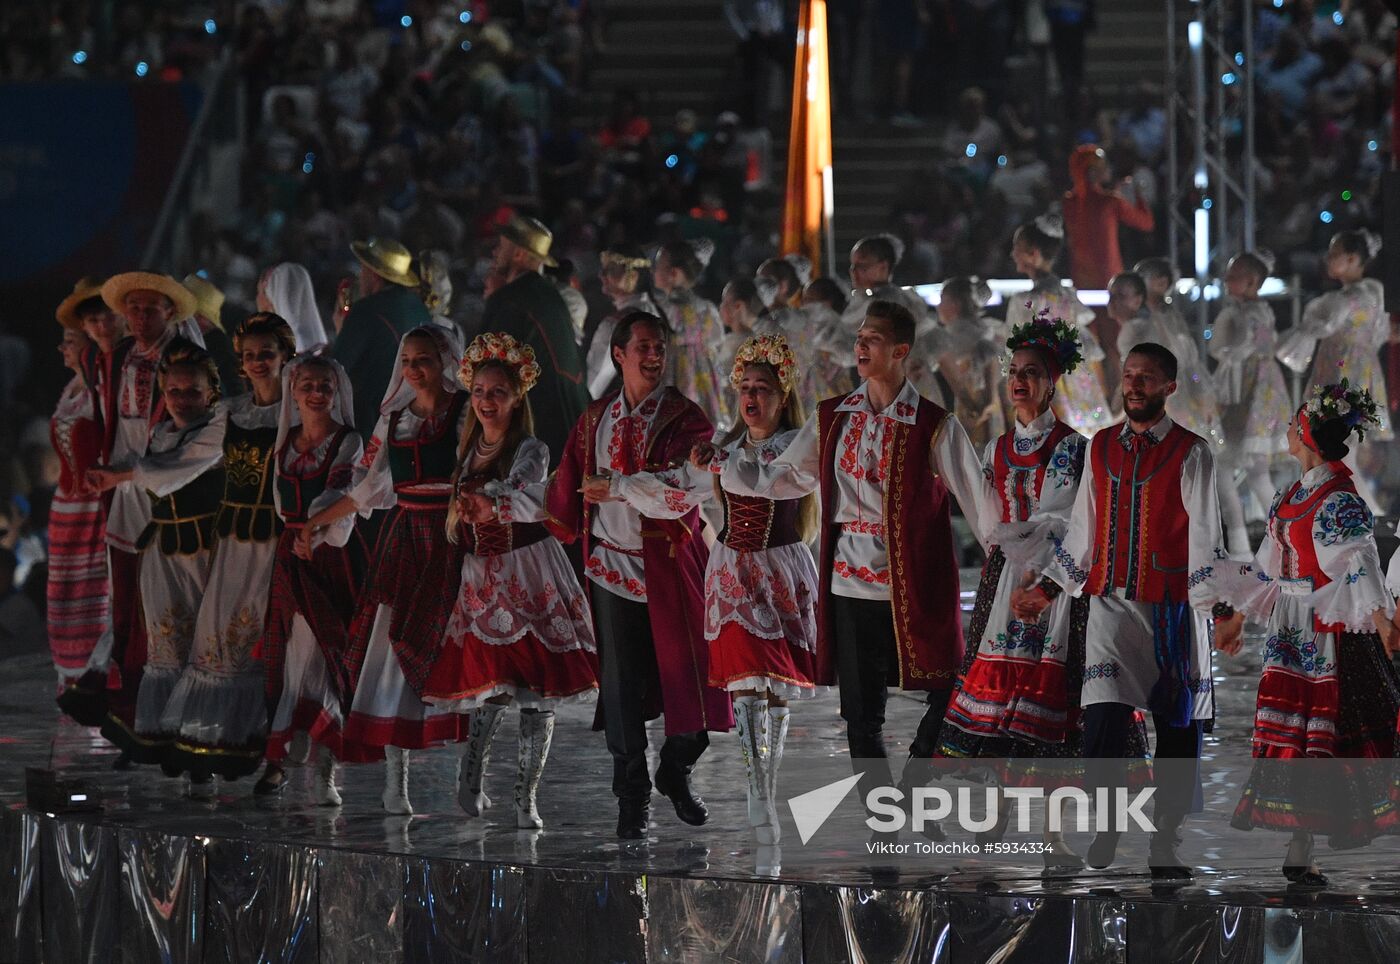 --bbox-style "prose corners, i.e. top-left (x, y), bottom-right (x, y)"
top-left (706, 299), bottom-right (985, 808)
top-left (1012, 342), bottom-right (1243, 879)
top-left (546, 310), bottom-right (733, 839)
